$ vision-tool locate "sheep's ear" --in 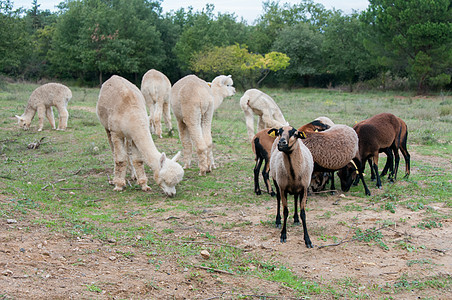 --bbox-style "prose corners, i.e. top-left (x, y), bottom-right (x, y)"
top-left (267, 128), bottom-right (278, 137)
top-left (297, 131), bottom-right (307, 139)
top-left (160, 152), bottom-right (167, 168)
top-left (172, 151), bottom-right (181, 162)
